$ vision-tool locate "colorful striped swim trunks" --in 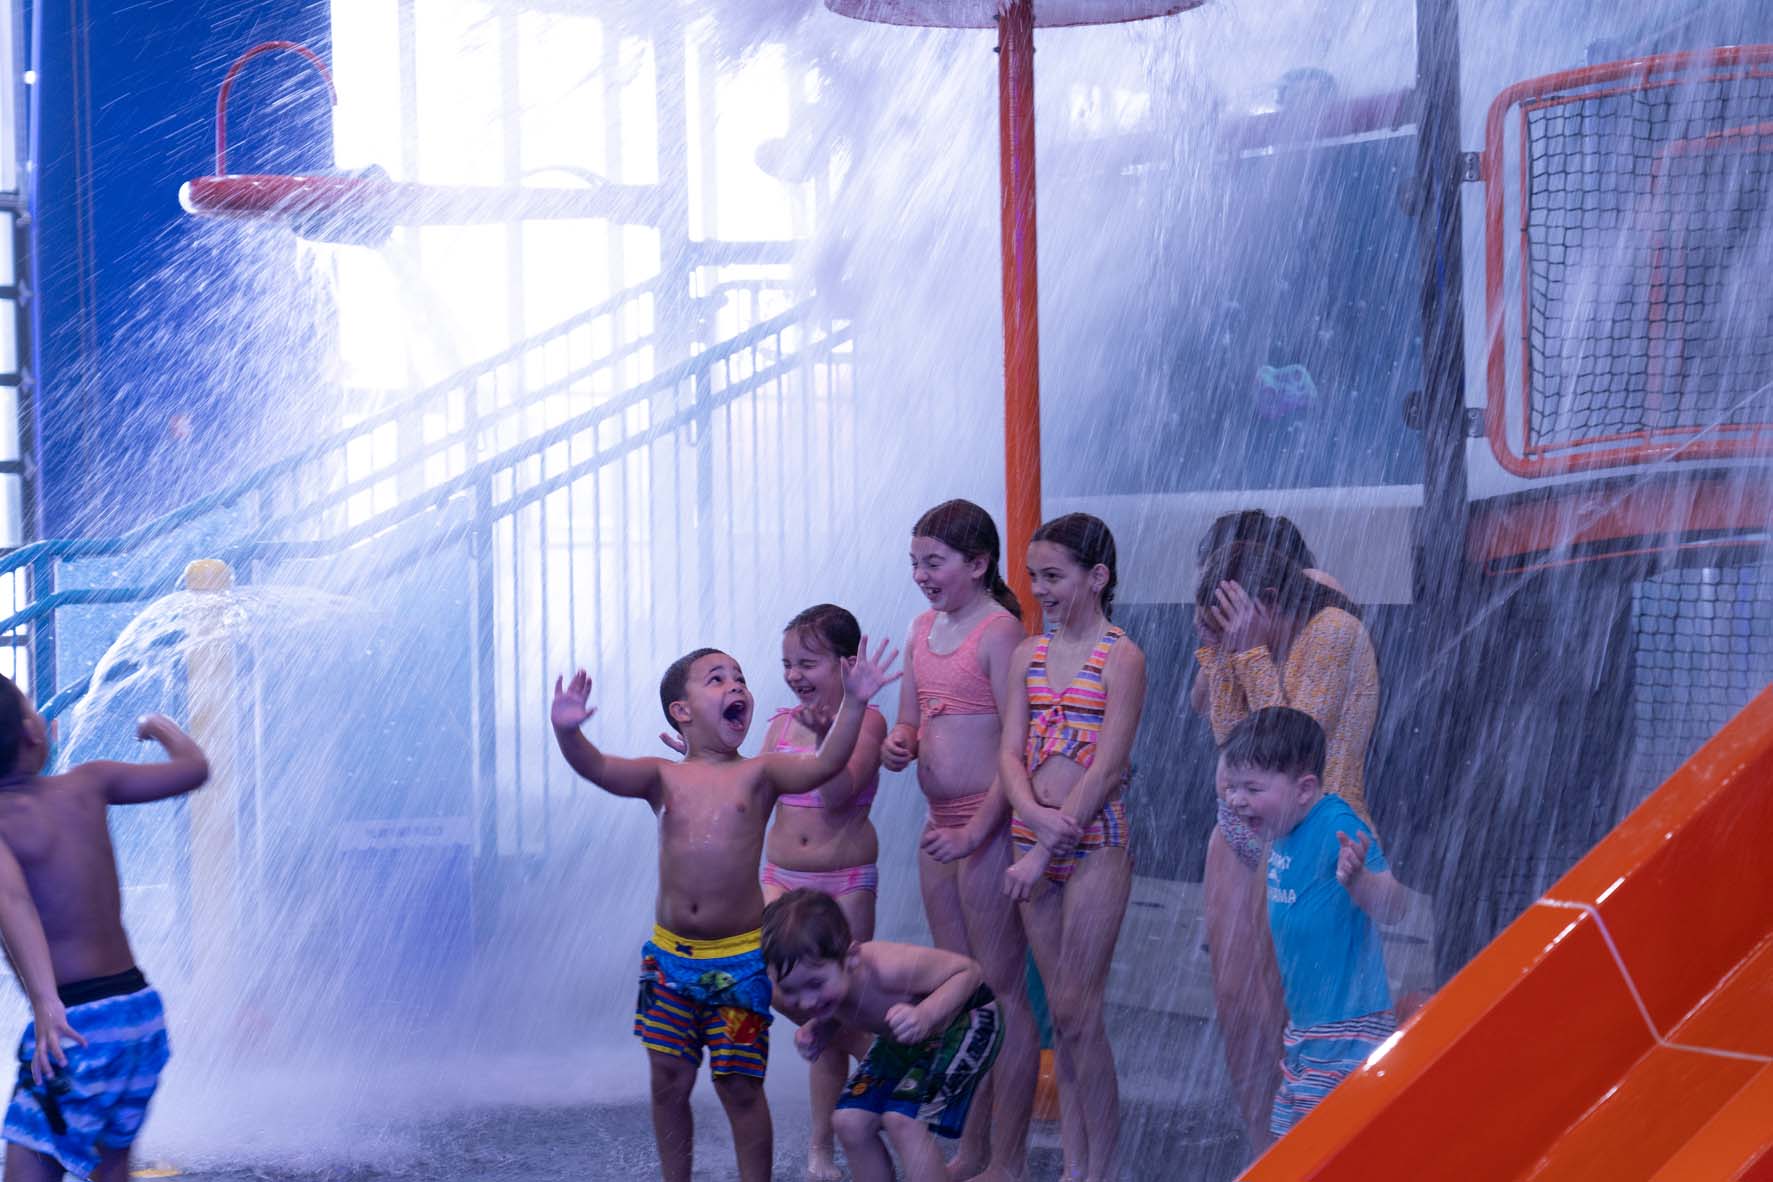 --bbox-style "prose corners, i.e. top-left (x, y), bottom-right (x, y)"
top-left (634, 925), bottom-right (773, 1079)
top-left (4, 968), bottom-right (170, 1179)
top-left (1008, 797), bottom-right (1131, 885)
top-left (1270, 1011), bottom-right (1396, 1136)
